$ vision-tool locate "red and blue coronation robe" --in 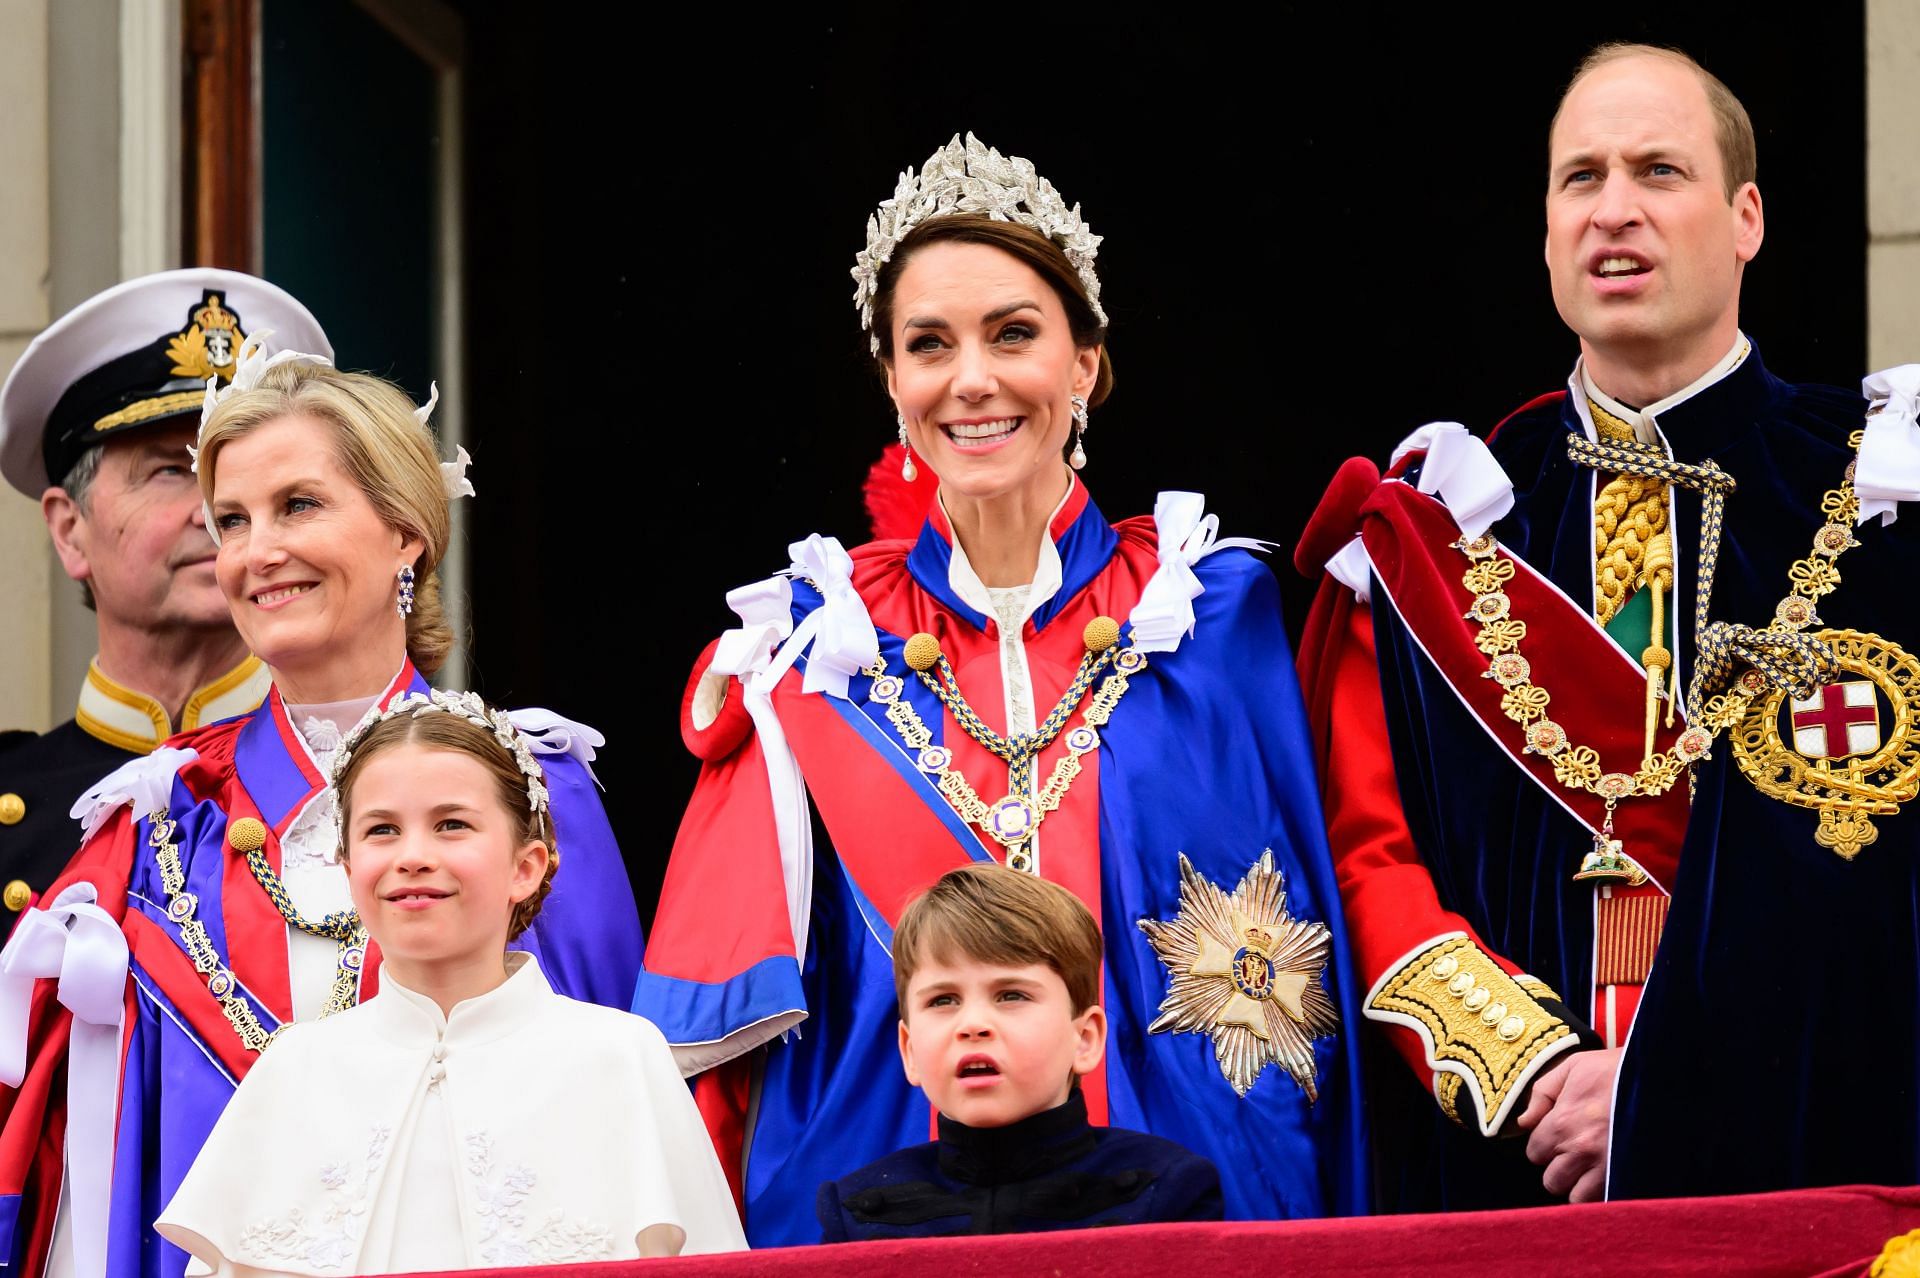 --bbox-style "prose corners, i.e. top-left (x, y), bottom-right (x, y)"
top-left (0, 664), bottom-right (643, 1278)
top-left (1299, 343), bottom-right (1920, 1207)
top-left (636, 479), bottom-right (1368, 1247)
